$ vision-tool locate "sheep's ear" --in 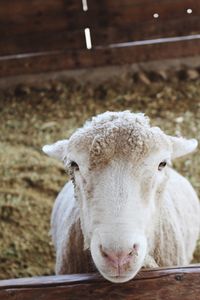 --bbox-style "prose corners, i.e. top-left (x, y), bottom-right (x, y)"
top-left (42, 140), bottom-right (68, 161)
top-left (170, 136), bottom-right (198, 159)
